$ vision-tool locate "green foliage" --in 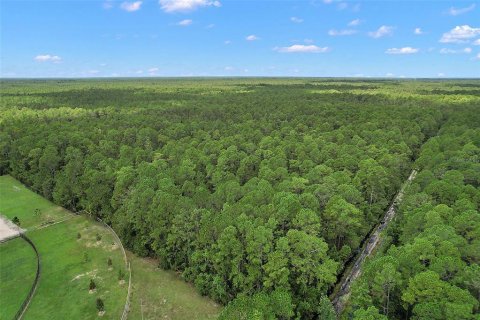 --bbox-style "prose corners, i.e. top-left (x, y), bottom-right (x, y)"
top-left (348, 108), bottom-right (480, 319)
top-left (12, 216), bottom-right (20, 225)
top-left (96, 298), bottom-right (104, 312)
top-left (1, 78), bottom-right (478, 318)
top-left (89, 279), bottom-right (96, 291)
